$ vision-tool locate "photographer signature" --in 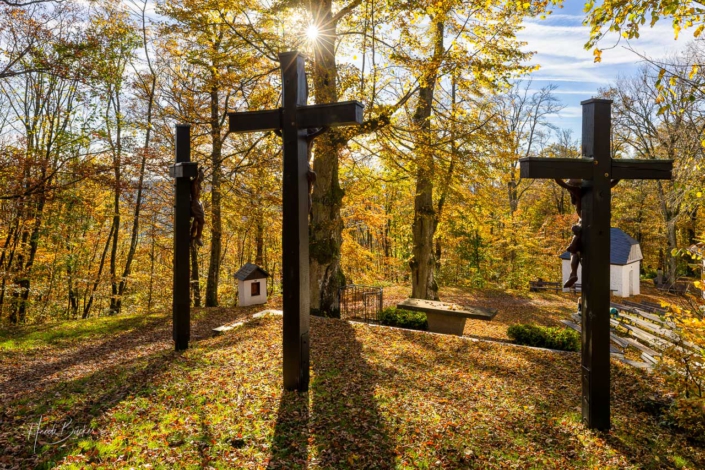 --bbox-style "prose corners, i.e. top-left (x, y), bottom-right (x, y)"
top-left (27, 416), bottom-right (91, 453)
